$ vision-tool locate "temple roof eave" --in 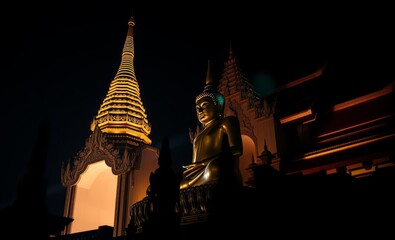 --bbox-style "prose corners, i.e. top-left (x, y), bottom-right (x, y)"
top-left (100, 127), bottom-right (152, 145)
top-left (98, 120), bottom-right (150, 133)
